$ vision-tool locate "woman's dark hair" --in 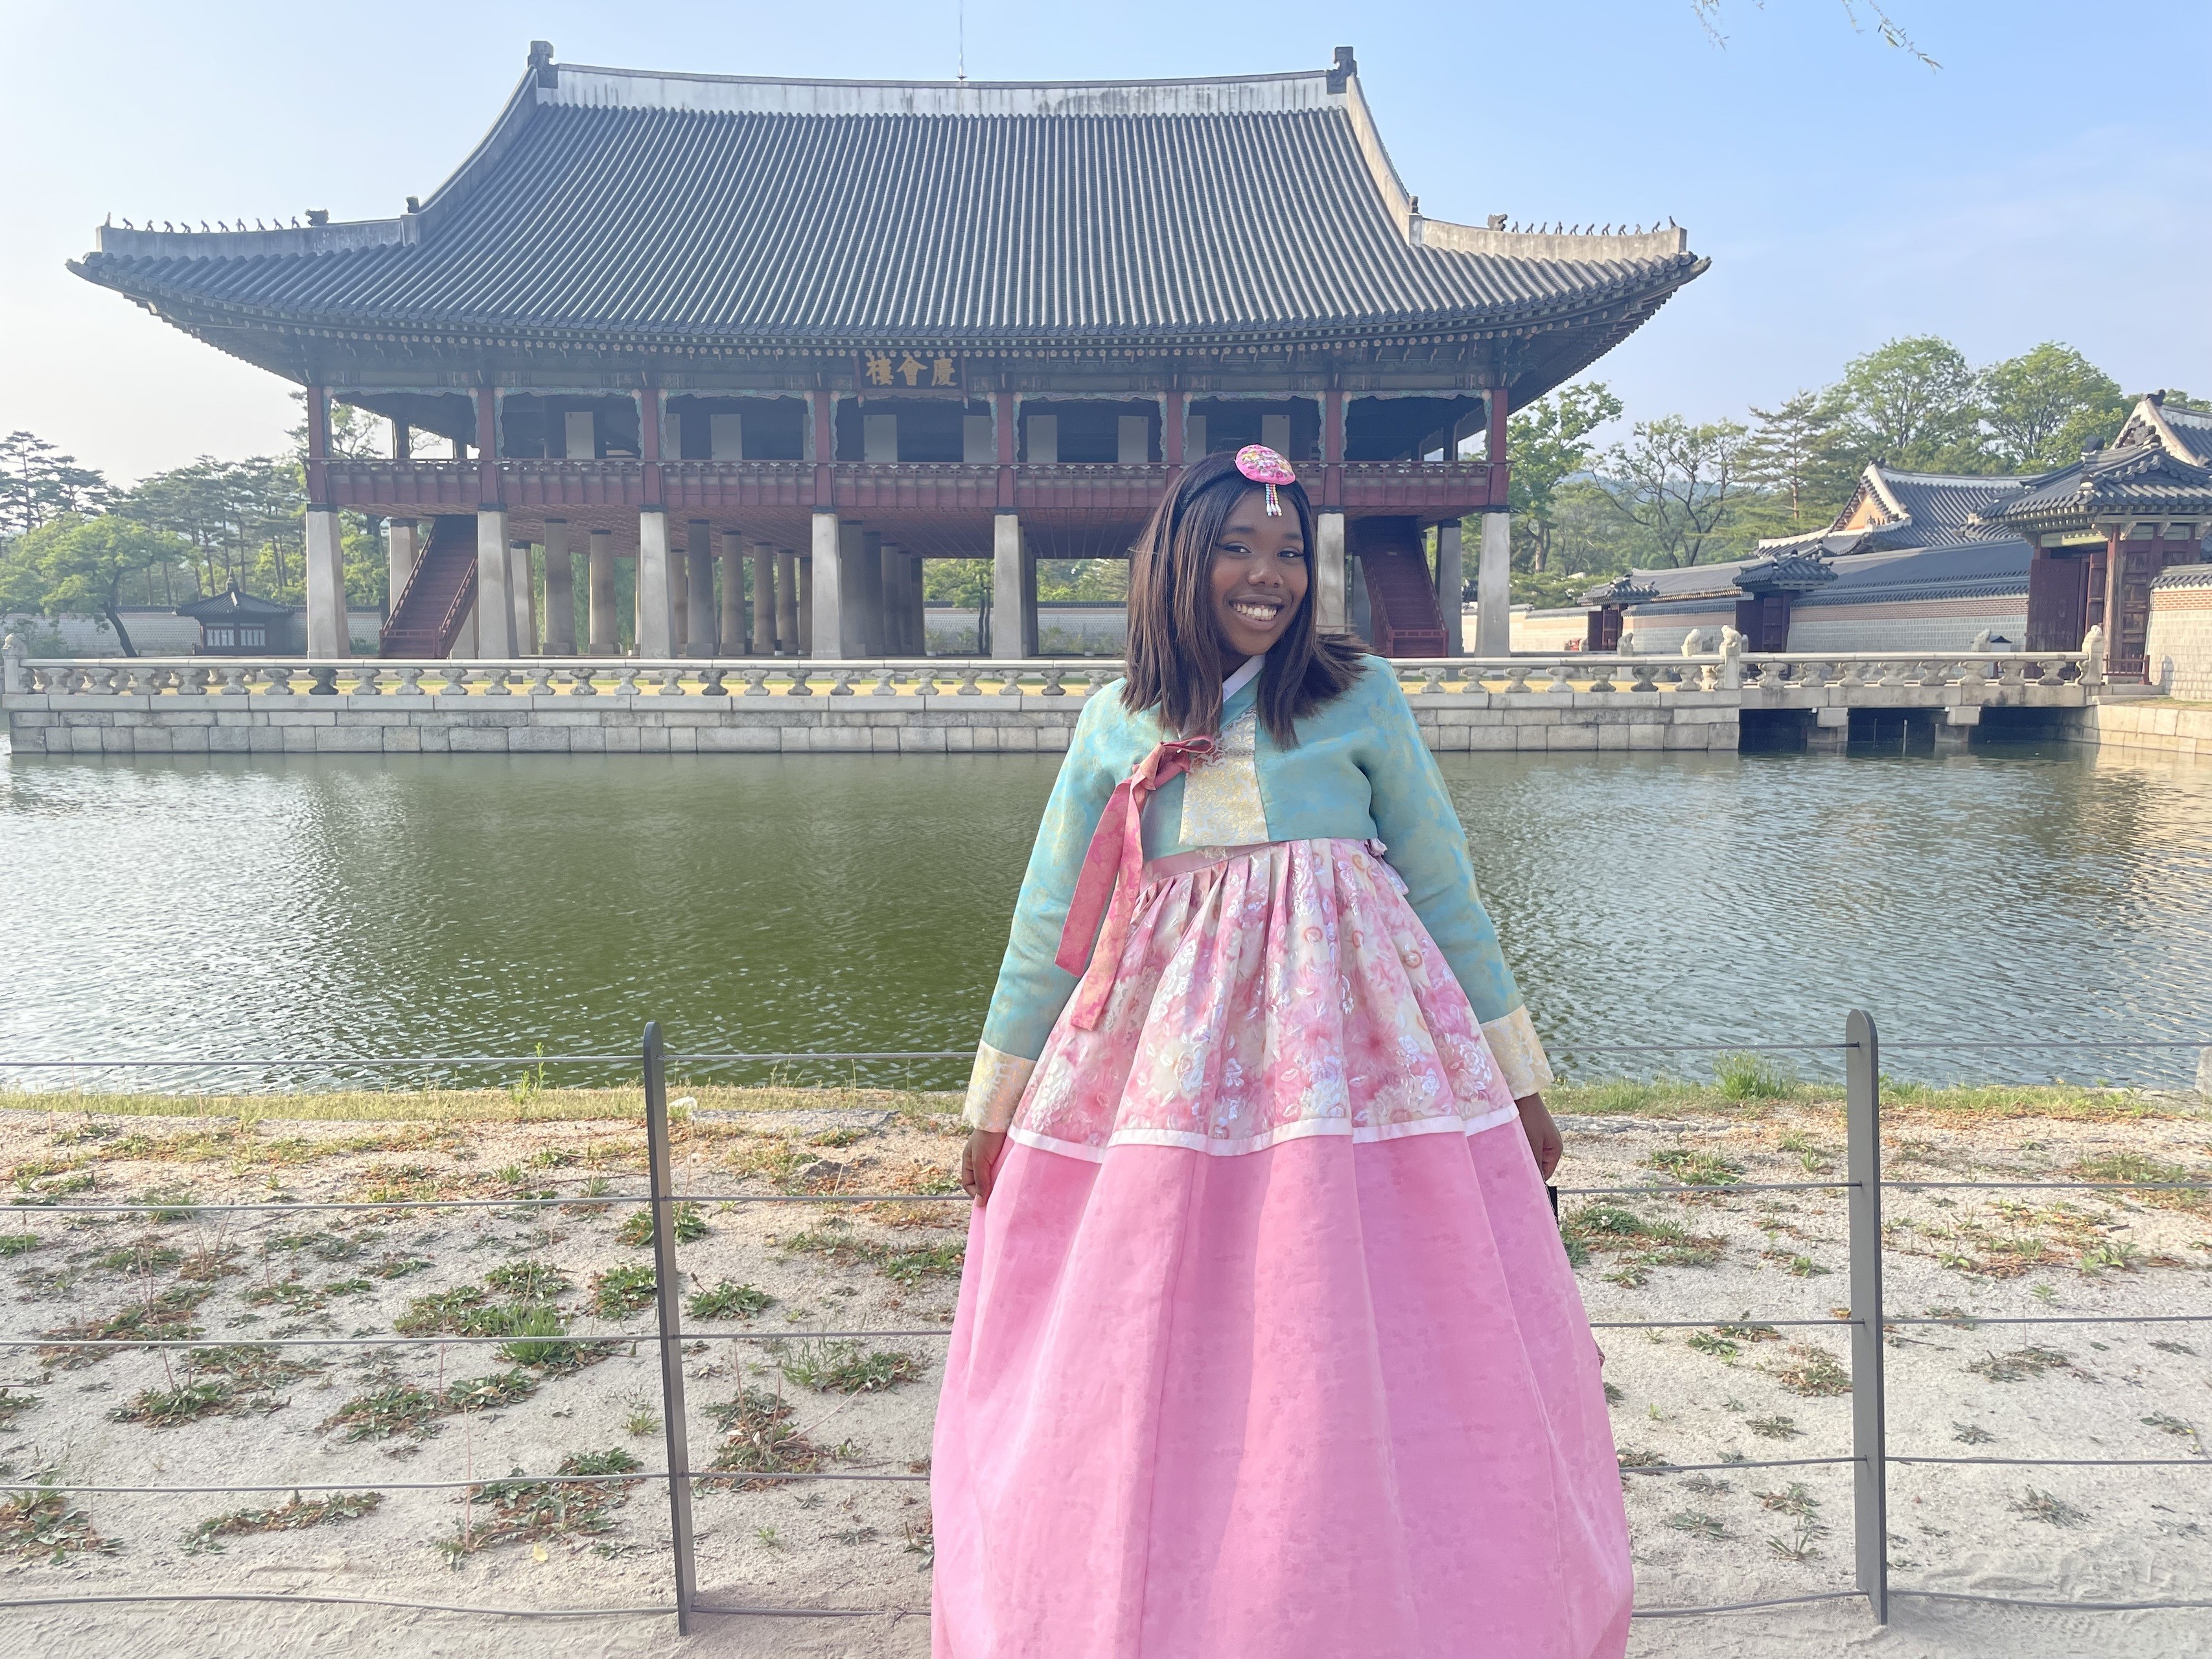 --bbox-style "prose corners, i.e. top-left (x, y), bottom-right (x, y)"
top-left (1122, 450), bottom-right (1364, 742)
